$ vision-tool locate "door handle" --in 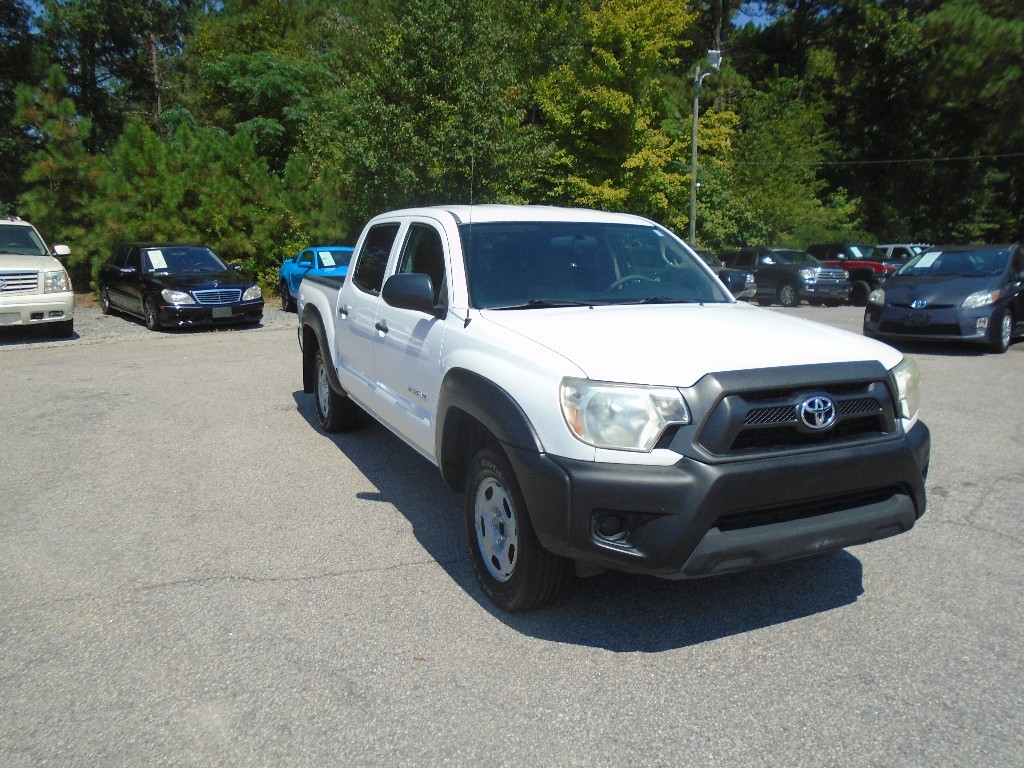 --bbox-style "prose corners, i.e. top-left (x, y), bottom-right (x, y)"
top-left (375, 320), bottom-right (389, 334)
top-left (338, 305), bottom-right (349, 318)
